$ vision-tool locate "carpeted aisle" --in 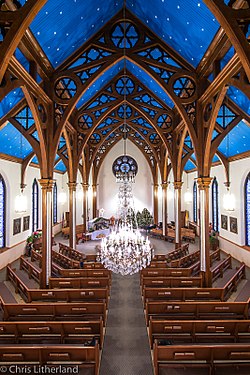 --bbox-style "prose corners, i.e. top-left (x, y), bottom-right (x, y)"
top-left (99, 272), bottom-right (154, 375)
